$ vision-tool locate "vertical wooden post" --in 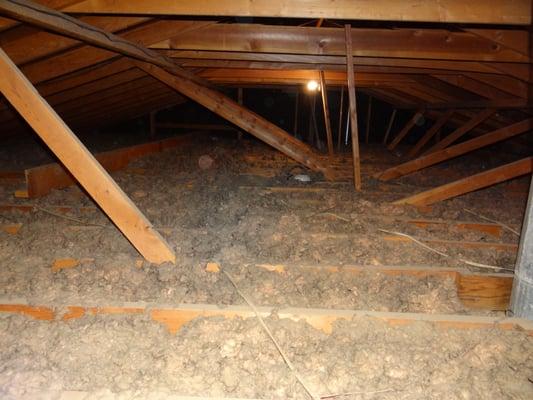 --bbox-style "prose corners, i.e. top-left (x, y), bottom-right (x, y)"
top-left (337, 86), bottom-right (344, 151)
top-left (0, 47), bottom-right (175, 264)
top-left (365, 96), bottom-right (372, 144)
top-left (293, 87), bottom-right (299, 136)
top-left (345, 24), bottom-right (362, 191)
top-left (383, 108), bottom-right (397, 145)
top-left (319, 70), bottom-right (334, 156)
top-left (237, 87), bottom-right (244, 140)
top-left (511, 175), bottom-right (533, 319)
